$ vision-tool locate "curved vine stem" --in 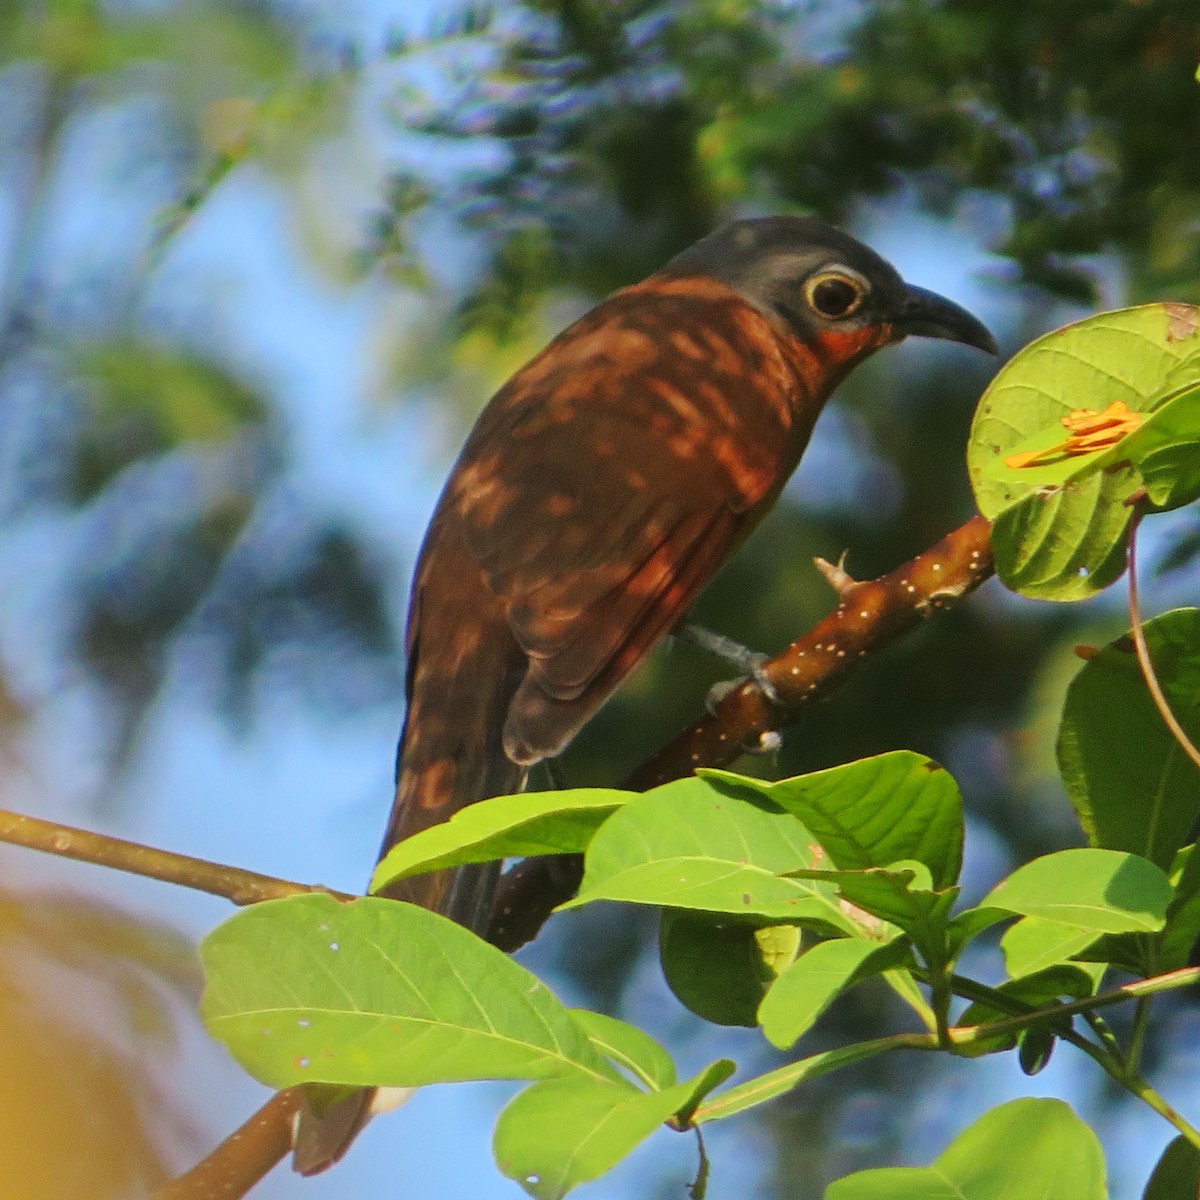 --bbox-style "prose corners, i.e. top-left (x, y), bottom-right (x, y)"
top-left (1127, 505), bottom-right (1200, 772)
